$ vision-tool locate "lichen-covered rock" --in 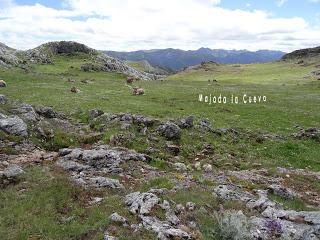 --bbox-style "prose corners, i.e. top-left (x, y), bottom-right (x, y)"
top-left (0, 165), bottom-right (24, 187)
top-left (88, 176), bottom-right (124, 189)
top-left (125, 192), bottom-right (159, 215)
top-left (110, 212), bottom-right (128, 224)
top-left (157, 121), bottom-right (181, 140)
top-left (0, 114), bottom-right (28, 136)
top-left (0, 94), bottom-right (7, 104)
top-left (88, 109), bottom-right (104, 120)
